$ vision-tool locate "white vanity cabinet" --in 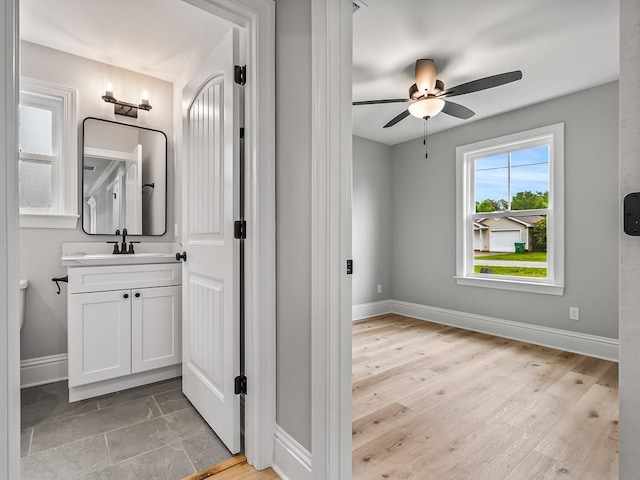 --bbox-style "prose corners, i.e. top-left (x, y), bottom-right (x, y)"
top-left (131, 285), bottom-right (181, 373)
top-left (66, 262), bottom-right (181, 401)
top-left (68, 289), bottom-right (132, 386)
